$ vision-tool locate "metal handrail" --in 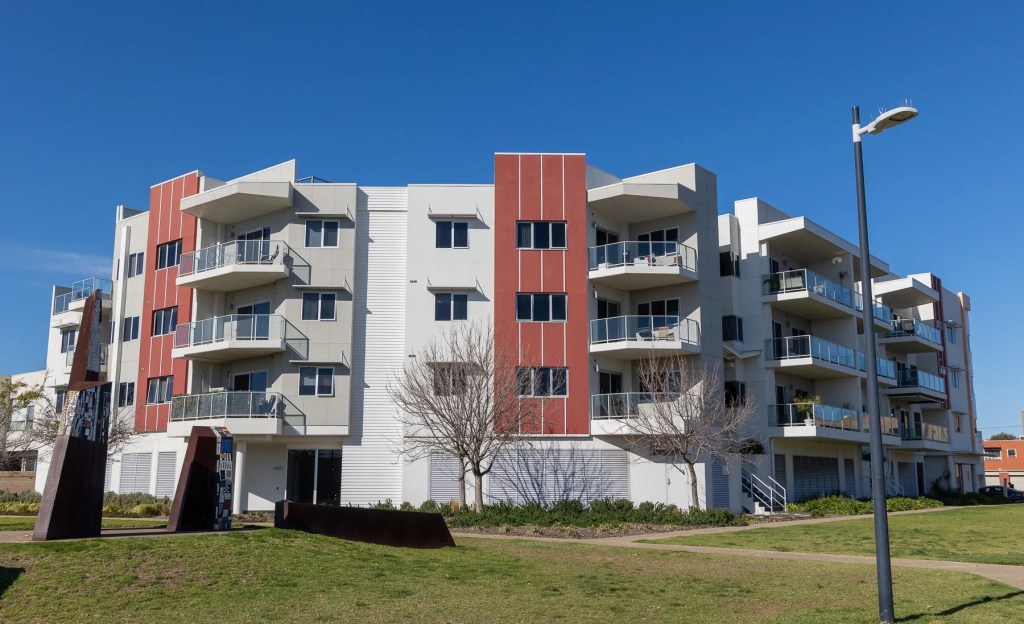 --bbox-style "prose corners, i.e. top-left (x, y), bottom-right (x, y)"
top-left (765, 335), bottom-right (857, 369)
top-left (71, 277), bottom-right (113, 302)
top-left (770, 403), bottom-right (861, 431)
top-left (896, 369), bottom-right (946, 393)
top-left (854, 292), bottom-right (892, 322)
top-left (885, 318), bottom-right (942, 345)
top-left (901, 422), bottom-right (950, 443)
top-left (741, 466), bottom-right (787, 513)
top-left (170, 391), bottom-right (287, 421)
top-left (173, 314), bottom-right (286, 348)
top-left (588, 241), bottom-right (697, 272)
top-left (590, 392), bottom-right (680, 420)
top-left (590, 315), bottom-right (700, 346)
top-left (179, 239), bottom-right (289, 277)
